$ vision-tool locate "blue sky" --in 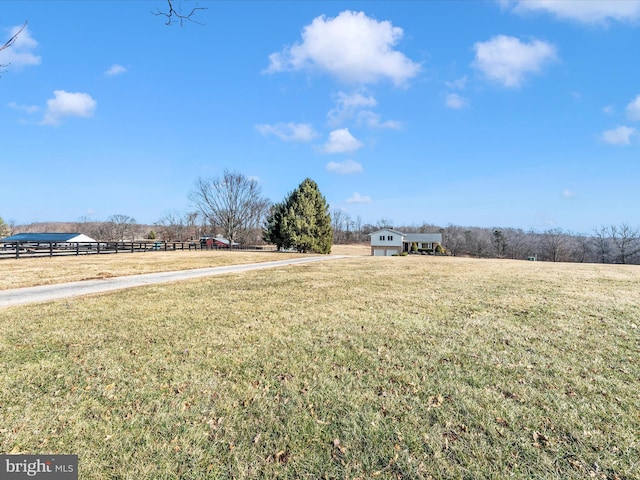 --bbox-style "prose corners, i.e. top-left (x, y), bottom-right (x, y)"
top-left (1, 0), bottom-right (639, 233)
